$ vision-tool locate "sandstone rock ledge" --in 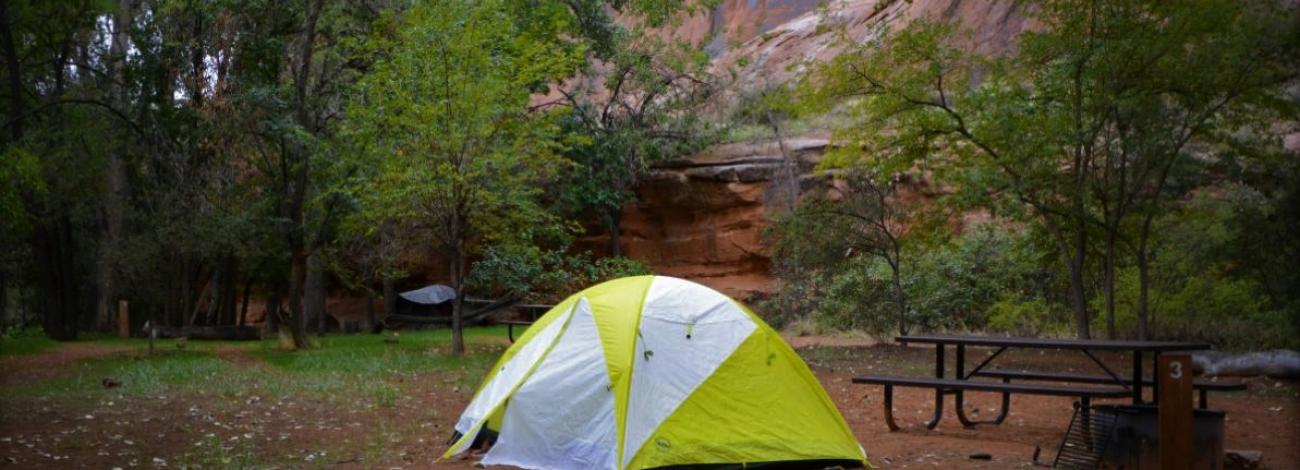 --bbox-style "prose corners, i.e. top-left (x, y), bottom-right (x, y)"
top-left (593, 137), bottom-right (829, 302)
